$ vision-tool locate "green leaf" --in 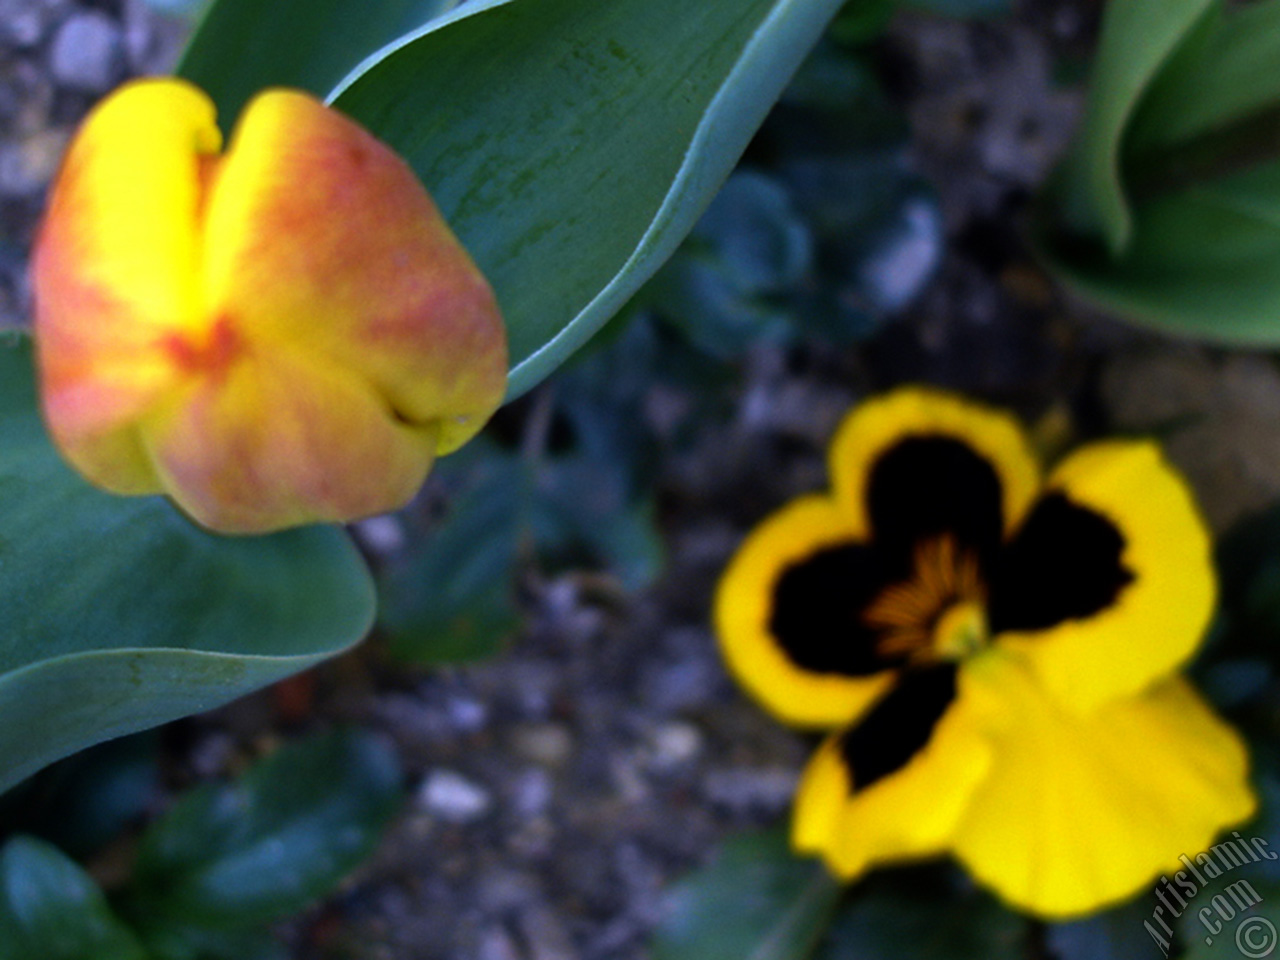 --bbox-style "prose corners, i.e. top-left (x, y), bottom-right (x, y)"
top-left (829, 0), bottom-right (896, 47)
top-left (1036, 159), bottom-right (1280, 343)
top-left (1051, 0), bottom-right (1214, 253)
top-left (531, 457), bottom-right (664, 590)
top-left (329, 0), bottom-right (848, 398)
top-left (652, 826), bottom-right (842, 960)
top-left (177, 0), bottom-right (462, 126)
top-left (0, 836), bottom-right (147, 960)
top-left (813, 868), bottom-right (1026, 960)
top-left (1129, 0), bottom-right (1280, 156)
top-left (140, 924), bottom-right (288, 960)
top-left (378, 454), bottom-right (526, 665)
top-left (645, 171), bottom-right (811, 359)
top-left (130, 729), bottom-right (402, 929)
top-left (0, 333), bottom-right (375, 795)
top-left (0, 733), bottom-right (160, 860)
